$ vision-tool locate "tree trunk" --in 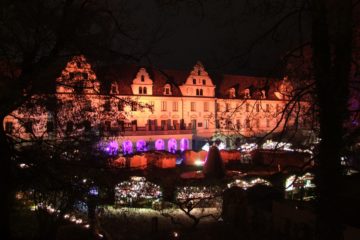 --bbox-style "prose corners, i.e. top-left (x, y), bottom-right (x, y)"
top-left (0, 115), bottom-right (13, 239)
top-left (311, 0), bottom-right (352, 239)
